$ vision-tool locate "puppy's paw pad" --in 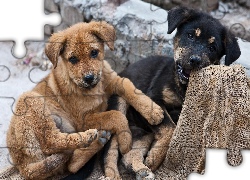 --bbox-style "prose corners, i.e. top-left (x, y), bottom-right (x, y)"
top-left (98, 130), bottom-right (111, 145)
top-left (99, 137), bottom-right (107, 144)
top-left (136, 169), bottom-right (155, 180)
